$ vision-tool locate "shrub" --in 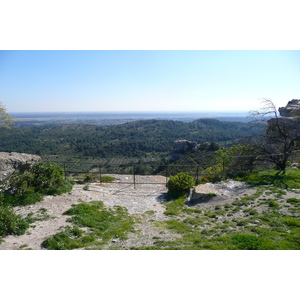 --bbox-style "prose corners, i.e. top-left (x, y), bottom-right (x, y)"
top-left (2, 162), bottom-right (73, 206)
top-left (166, 172), bottom-right (196, 199)
top-left (0, 206), bottom-right (29, 237)
top-left (84, 175), bottom-right (93, 182)
top-left (287, 198), bottom-right (300, 205)
top-left (164, 195), bottom-right (186, 216)
top-left (101, 176), bottom-right (115, 182)
top-left (28, 162), bottom-right (66, 193)
top-left (231, 234), bottom-right (262, 250)
top-left (83, 185), bottom-right (89, 190)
